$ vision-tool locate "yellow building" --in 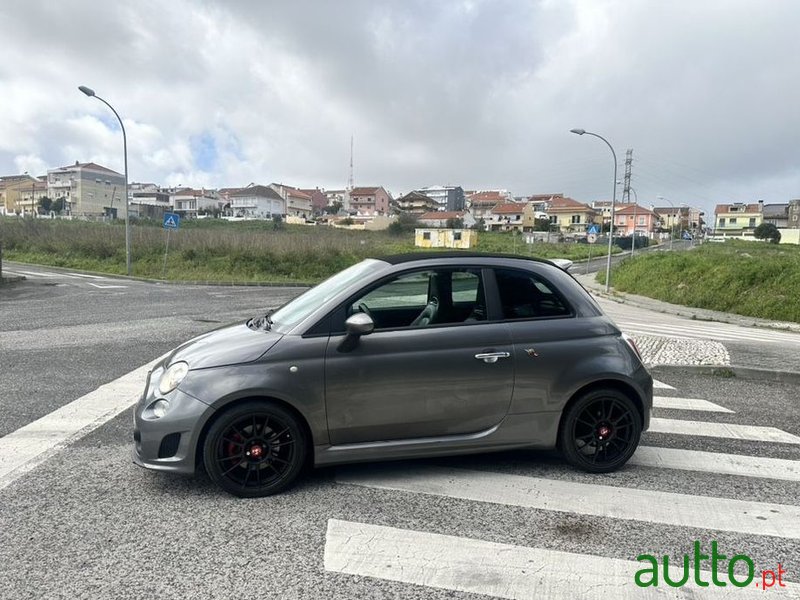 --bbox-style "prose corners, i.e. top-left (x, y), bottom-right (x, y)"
top-left (0, 174), bottom-right (42, 214)
top-left (414, 228), bottom-right (477, 249)
top-left (546, 196), bottom-right (597, 232)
